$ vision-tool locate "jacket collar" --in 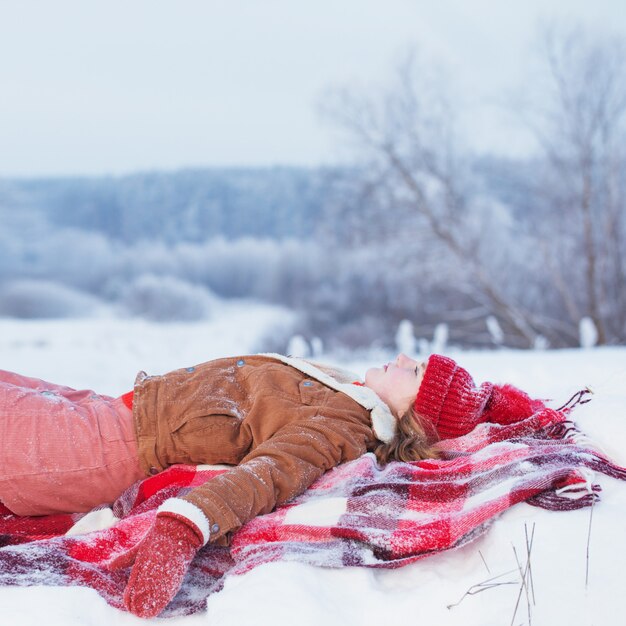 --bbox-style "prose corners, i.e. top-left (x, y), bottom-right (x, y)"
top-left (259, 353), bottom-right (397, 444)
